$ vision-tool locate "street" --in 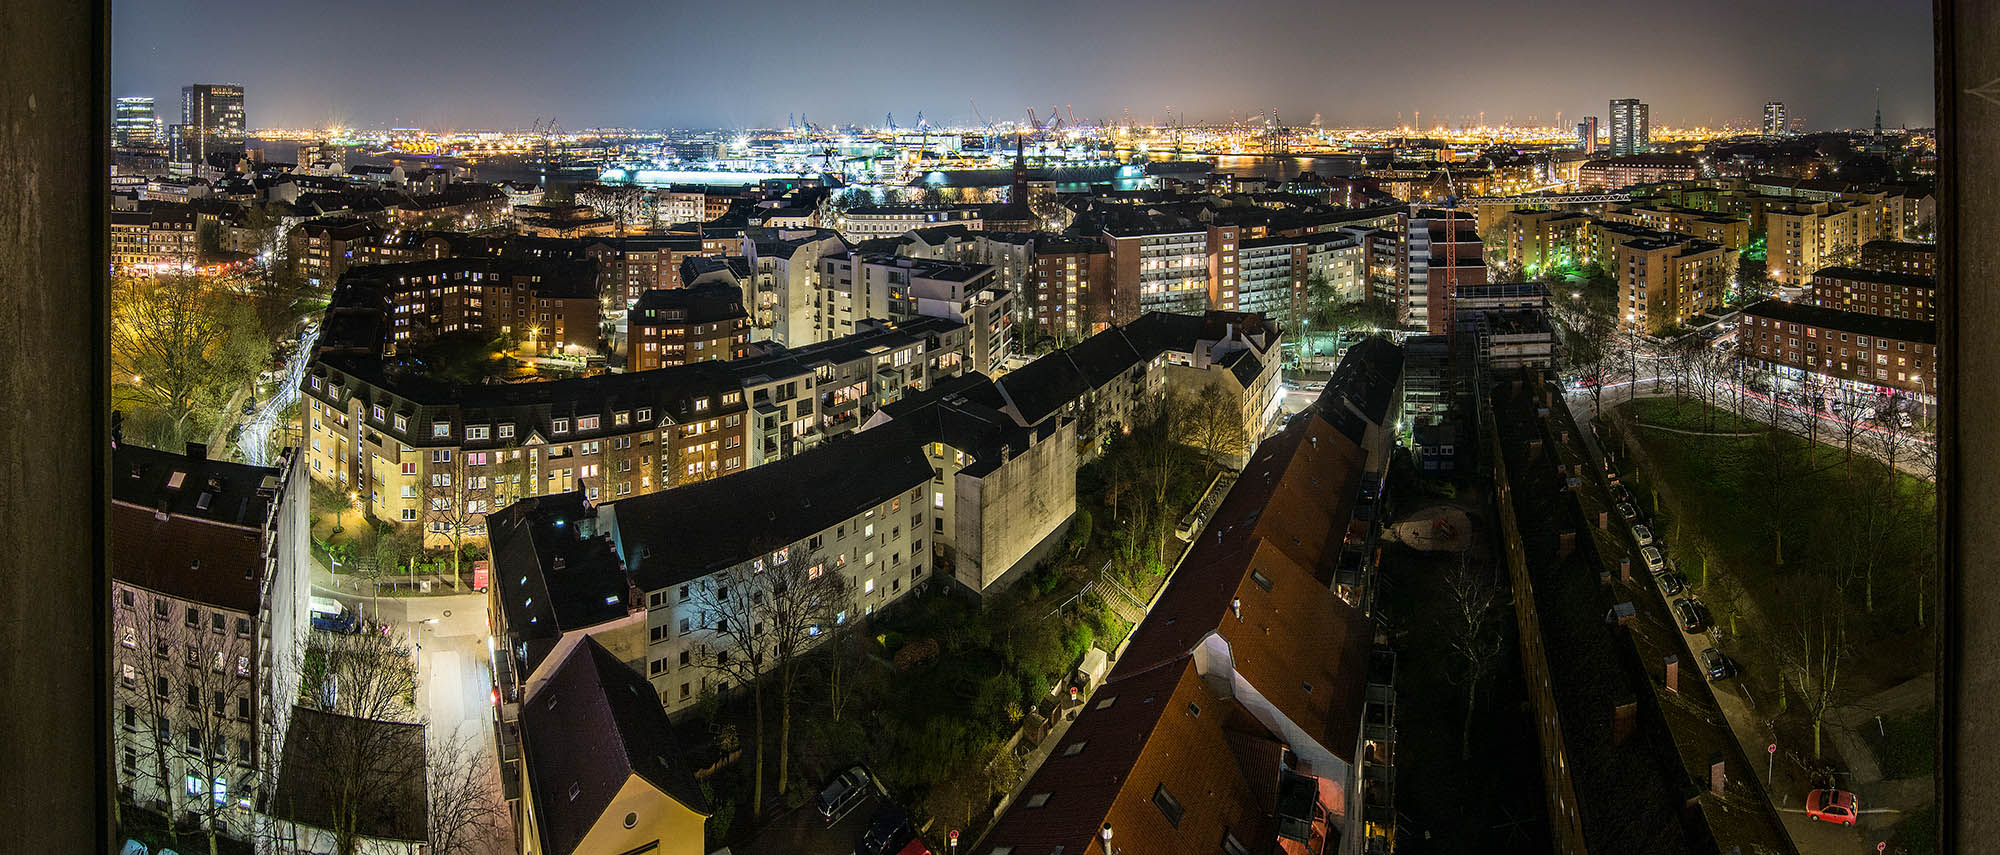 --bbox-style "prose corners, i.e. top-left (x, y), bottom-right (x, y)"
top-left (239, 321), bottom-right (319, 467)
